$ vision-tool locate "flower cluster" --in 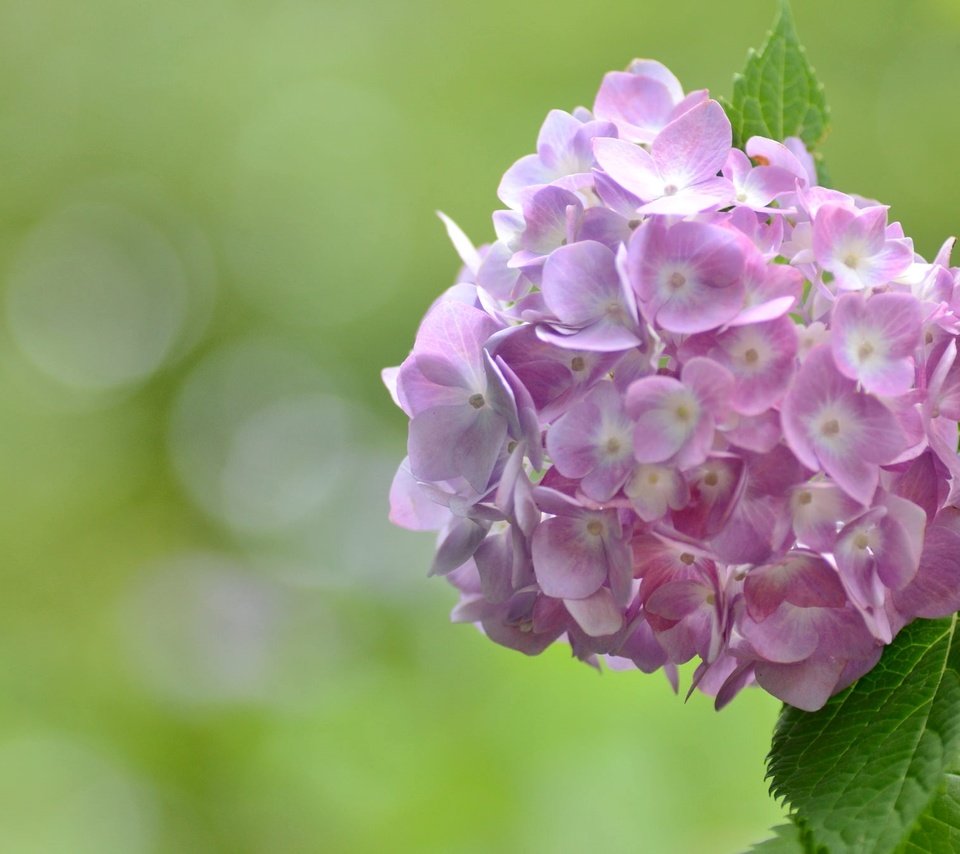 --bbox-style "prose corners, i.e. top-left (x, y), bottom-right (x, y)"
top-left (383, 60), bottom-right (960, 711)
